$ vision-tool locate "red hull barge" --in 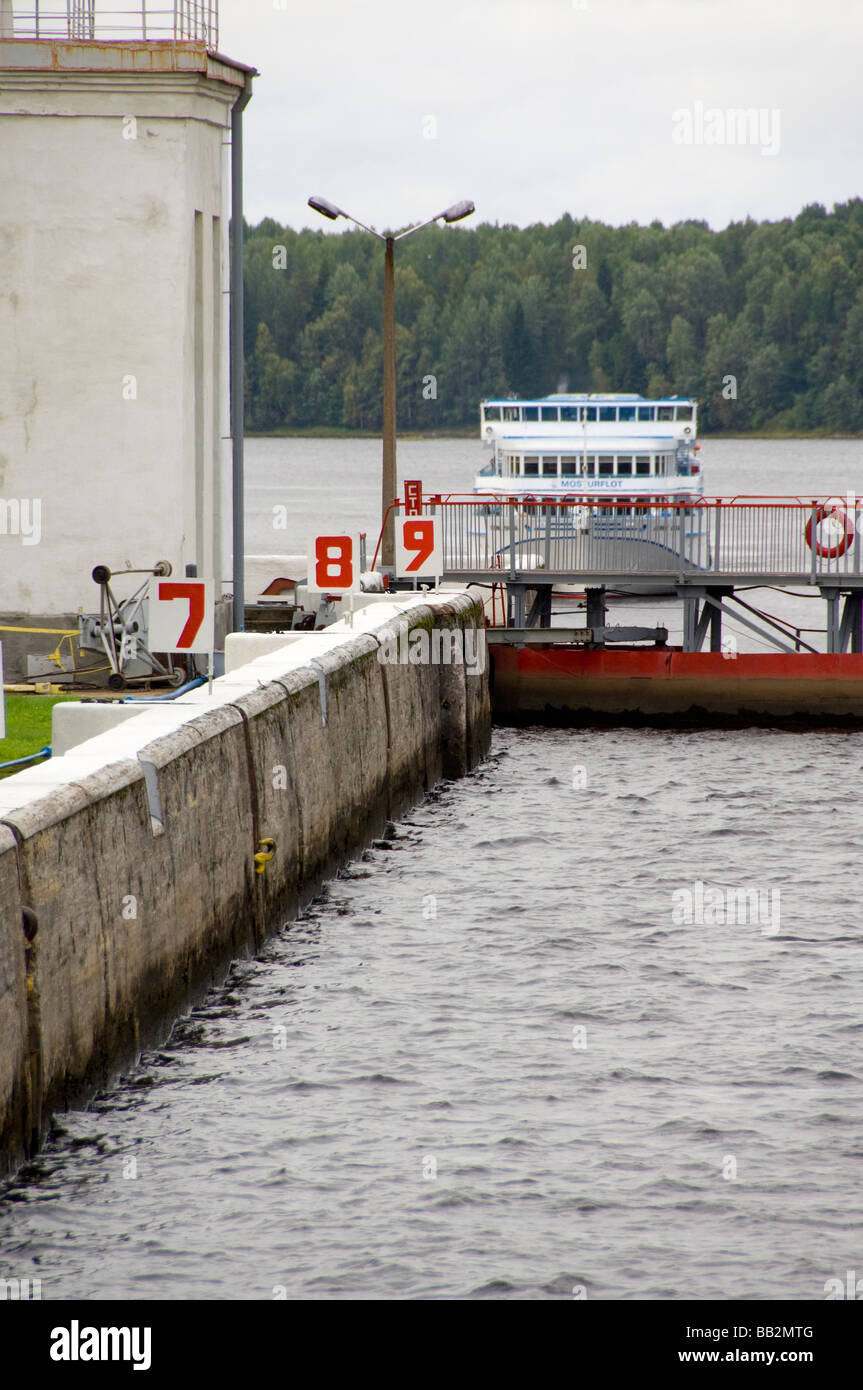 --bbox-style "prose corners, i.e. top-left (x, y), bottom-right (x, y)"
top-left (491, 645), bottom-right (863, 727)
